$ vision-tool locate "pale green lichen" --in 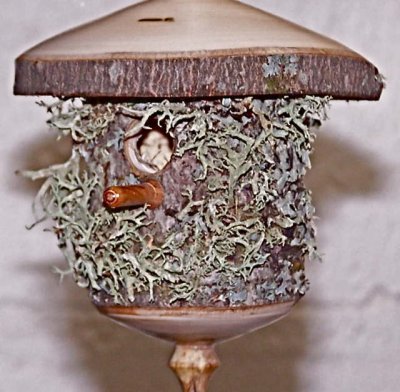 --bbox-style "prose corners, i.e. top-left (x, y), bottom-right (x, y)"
top-left (262, 55), bottom-right (300, 78)
top-left (24, 96), bottom-right (330, 307)
top-left (263, 55), bottom-right (300, 93)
